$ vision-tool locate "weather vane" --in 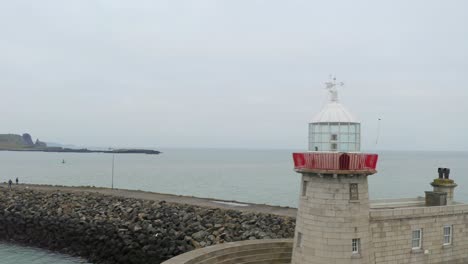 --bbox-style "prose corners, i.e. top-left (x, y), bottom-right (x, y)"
top-left (324, 75), bottom-right (344, 102)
